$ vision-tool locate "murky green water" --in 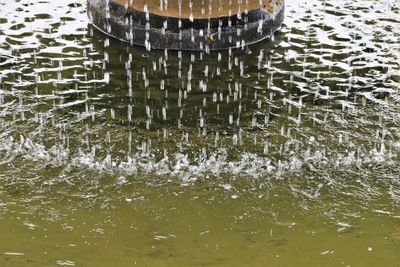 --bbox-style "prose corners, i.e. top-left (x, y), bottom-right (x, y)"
top-left (1, 0), bottom-right (400, 266)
